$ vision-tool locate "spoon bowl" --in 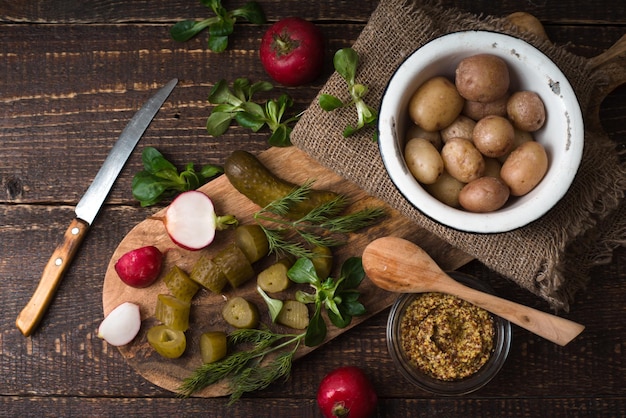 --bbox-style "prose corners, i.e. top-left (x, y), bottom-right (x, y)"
top-left (362, 236), bottom-right (585, 346)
